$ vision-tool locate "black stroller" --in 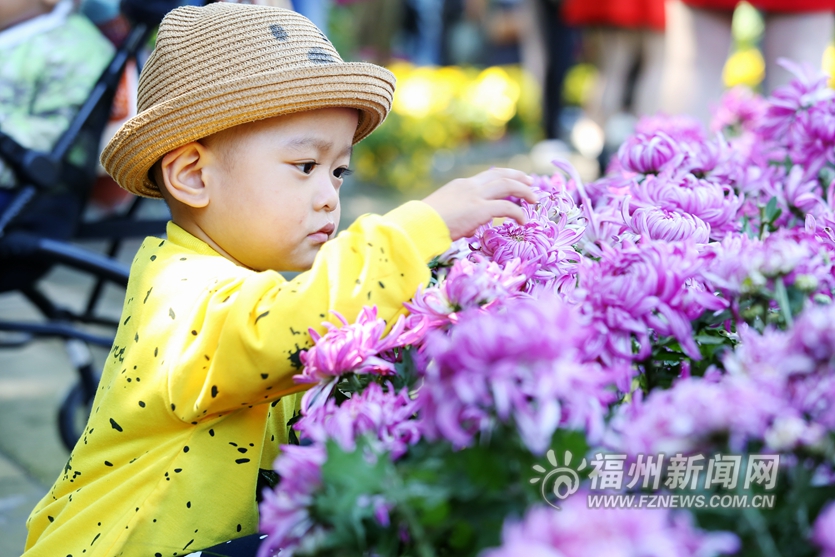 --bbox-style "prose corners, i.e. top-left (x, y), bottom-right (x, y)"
top-left (0, 1), bottom-right (180, 451)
